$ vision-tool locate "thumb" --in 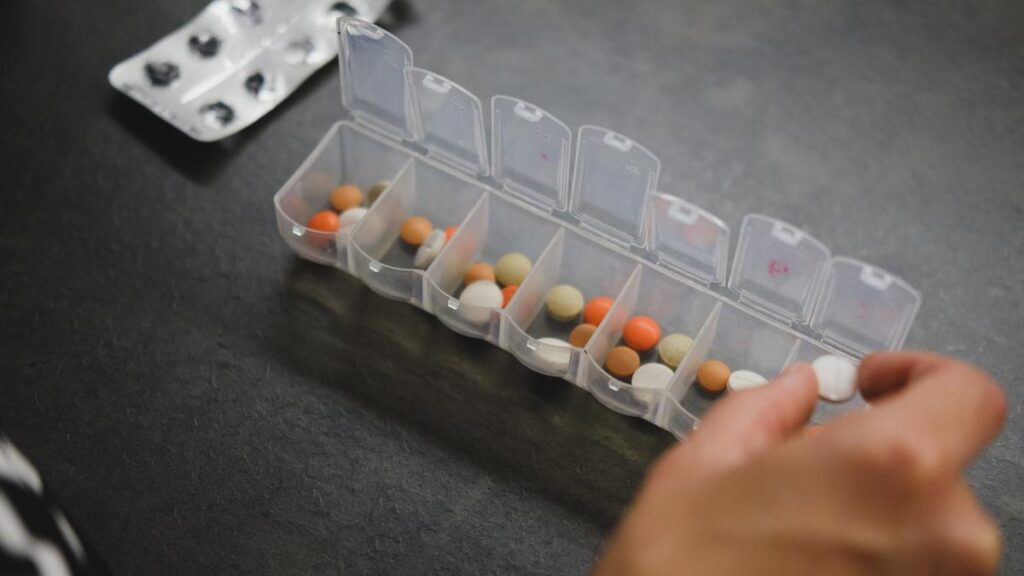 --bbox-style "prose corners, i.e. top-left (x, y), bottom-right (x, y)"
top-left (672, 362), bottom-right (819, 477)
